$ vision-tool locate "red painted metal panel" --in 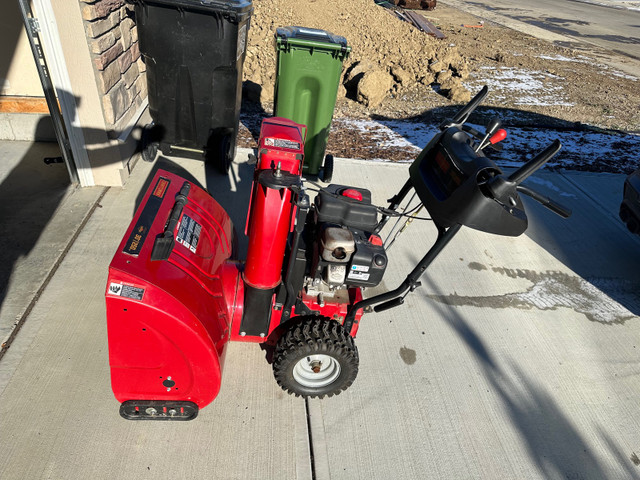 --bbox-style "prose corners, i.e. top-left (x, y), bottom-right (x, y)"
top-left (106, 170), bottom-right (238, 408)
top-left (243, 184), bottom-right (295, 289)
top-left (300, 288), bottom-right (365, 337)
top-left (257, 117), bottom-right (307, 174)
top-left (243, 117), bottom-right (306, 290)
